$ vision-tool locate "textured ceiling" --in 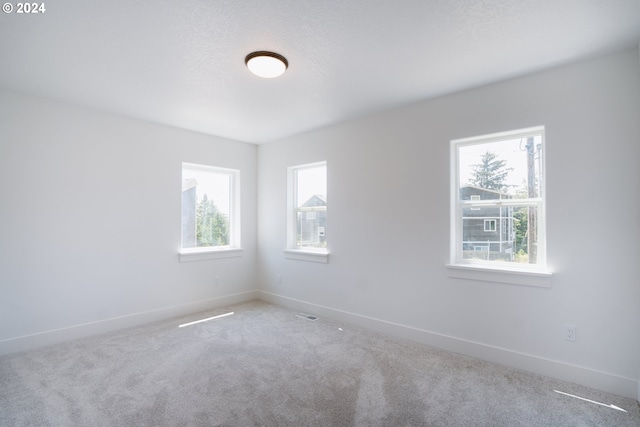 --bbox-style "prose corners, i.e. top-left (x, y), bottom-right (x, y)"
top-left (1, 0), bottom-right (639, 144)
